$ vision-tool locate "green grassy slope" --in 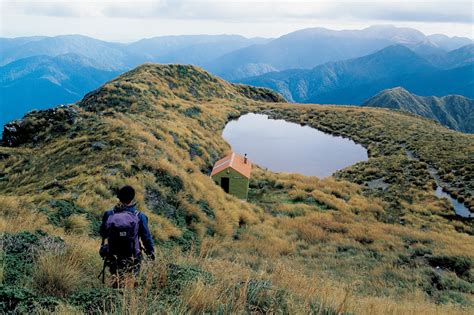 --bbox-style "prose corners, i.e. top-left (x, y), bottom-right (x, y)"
top-left (1, 64), bottom-right (473, 314)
